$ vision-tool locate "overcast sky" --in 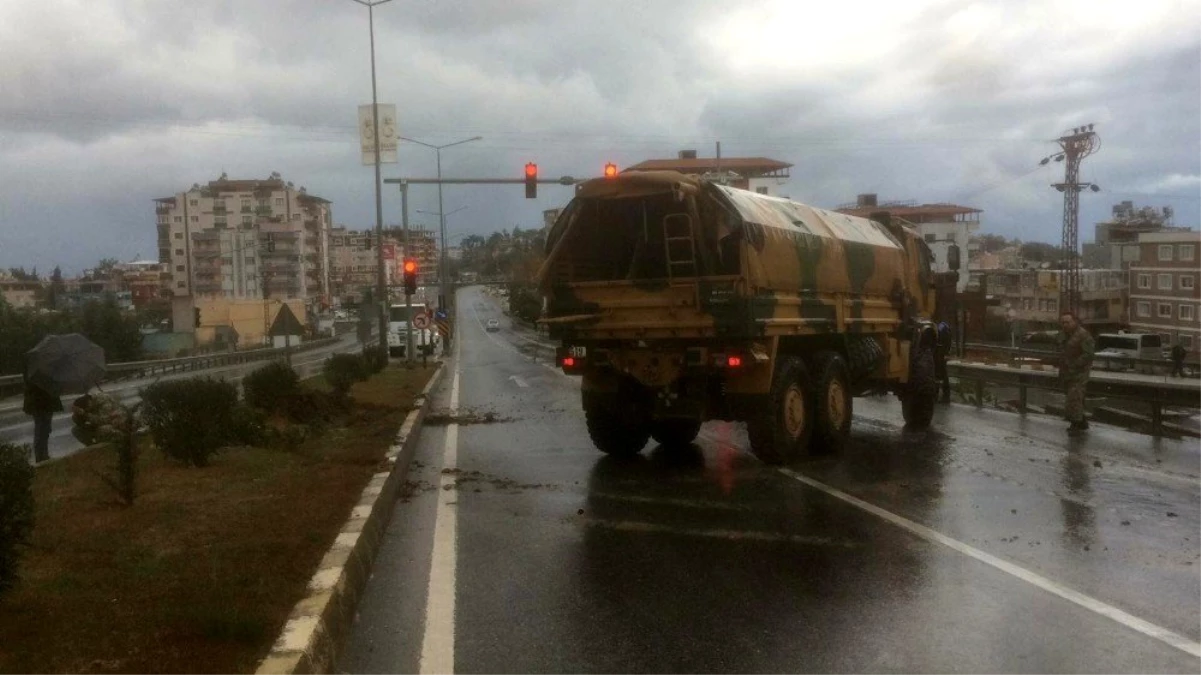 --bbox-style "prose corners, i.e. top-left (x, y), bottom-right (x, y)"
top-left (1, 0), bottom-right (1197, 275)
